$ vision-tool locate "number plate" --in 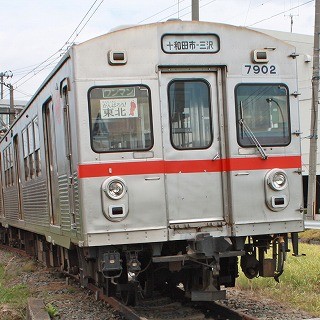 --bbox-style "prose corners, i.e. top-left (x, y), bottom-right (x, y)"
top-left (242, 64), bottom-right (278, 76)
